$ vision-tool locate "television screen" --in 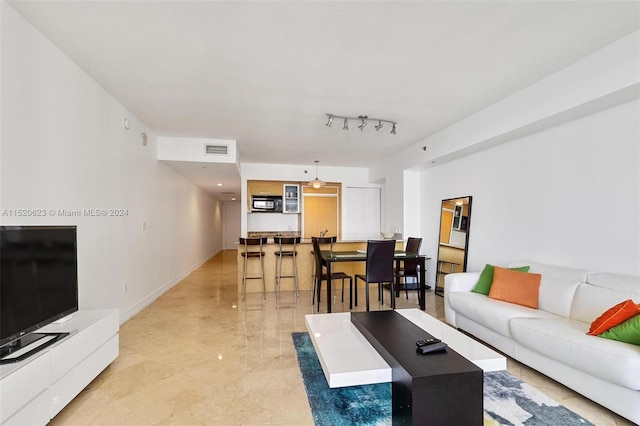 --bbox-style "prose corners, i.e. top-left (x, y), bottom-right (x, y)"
top-left (0, 226), bottom-right (78, 347)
